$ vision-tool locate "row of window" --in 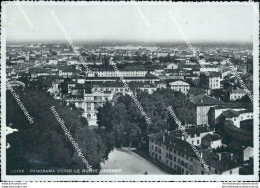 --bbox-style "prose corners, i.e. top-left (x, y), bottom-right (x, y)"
top-left (94, 88), bottom-right (125, 92)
